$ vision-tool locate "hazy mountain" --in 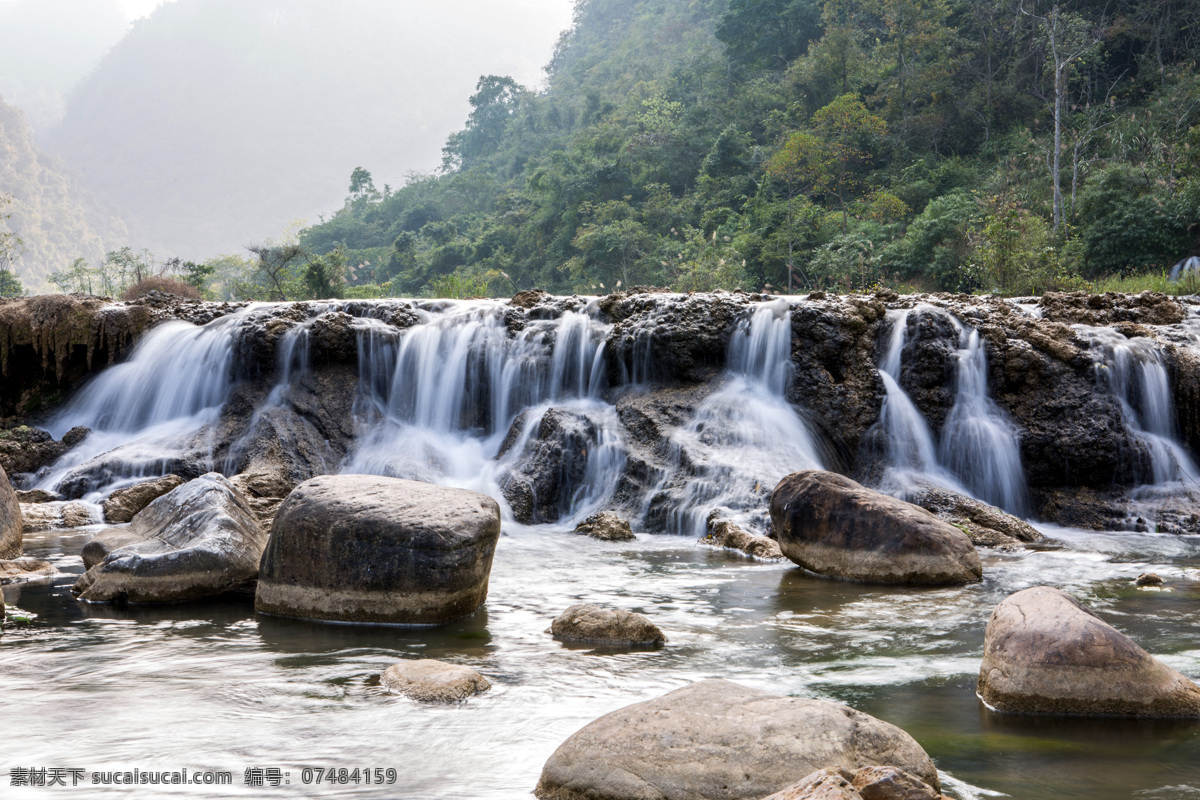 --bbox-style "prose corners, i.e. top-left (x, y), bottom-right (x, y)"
top-left (0, 95), bottom-right (128, 291)
top-left (40, 0), bottom-right (572, 260)
top-left (0, 0), bottom-right (130, 131)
